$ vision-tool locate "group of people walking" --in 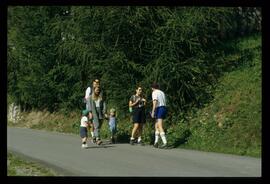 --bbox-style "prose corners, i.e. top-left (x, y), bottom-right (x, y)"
top-left (79, 79), bottom-right (168, 149)
top-left (80, 79), bottom-right (112, 147)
